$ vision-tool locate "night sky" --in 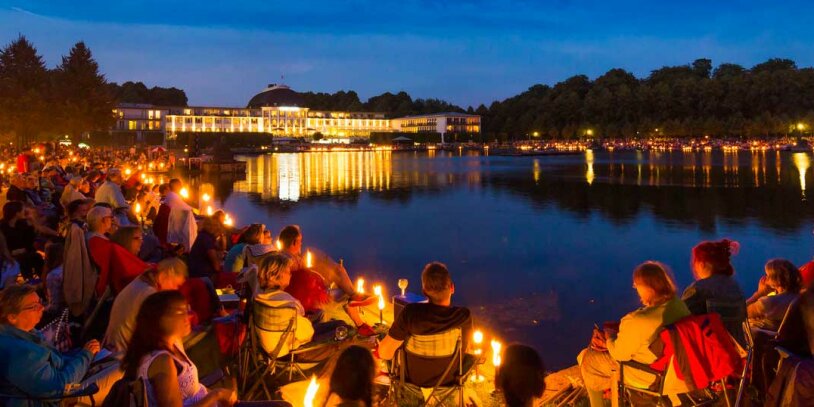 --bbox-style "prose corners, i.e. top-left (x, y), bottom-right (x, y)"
top-left (1, 0), bottom-right (813, 108)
